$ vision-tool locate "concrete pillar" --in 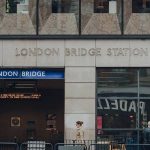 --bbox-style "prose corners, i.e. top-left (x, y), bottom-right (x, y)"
top-left (65, 67), bottom-right (96, 141)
